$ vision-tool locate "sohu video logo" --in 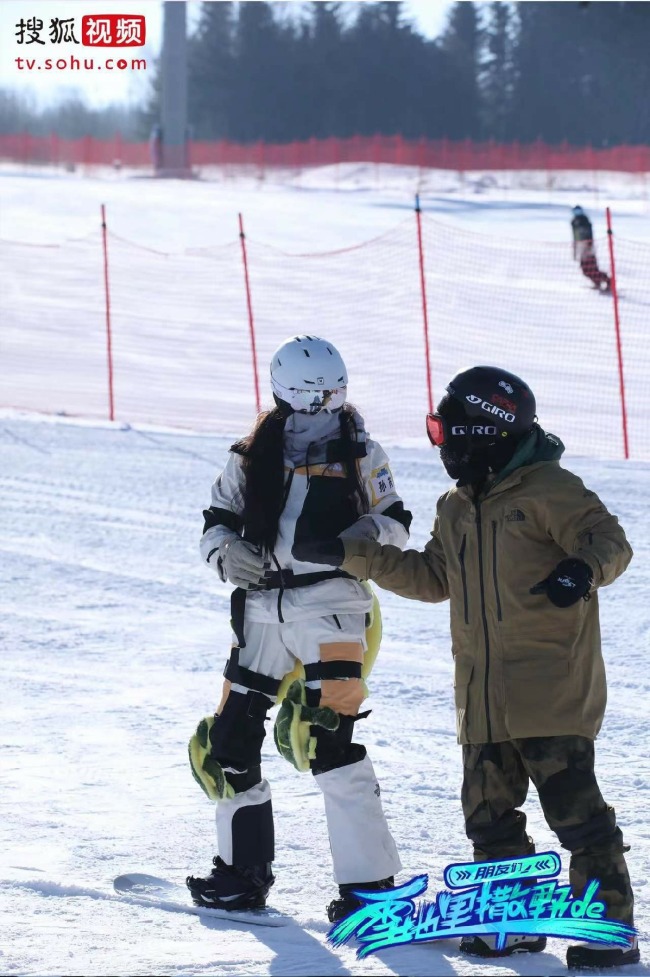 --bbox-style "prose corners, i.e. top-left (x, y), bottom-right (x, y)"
top-left (15, 15), bottom-right (146, 47)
